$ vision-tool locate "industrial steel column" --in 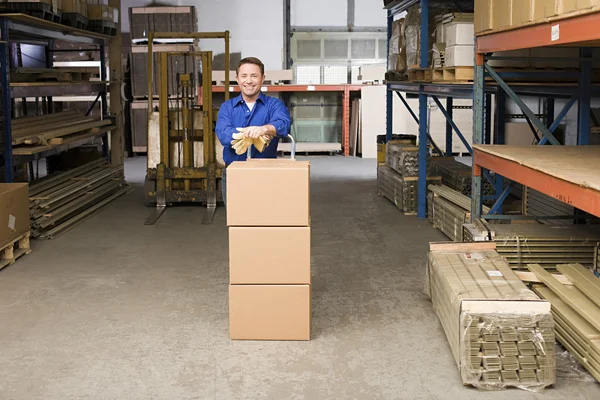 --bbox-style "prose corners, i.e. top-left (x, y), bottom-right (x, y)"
top-left (578, 48), bottom-right (592, 145)
top-left (386, 10), bottom-right (393, 142)
top-left (417, 0), bottom-right (428, 218)
top-left (494, 89), bottom-right (505, 205)
top-left (0, 19), bottom-right (13, 182)
top-left (445, 97), bottom-right (453, 156)
top-left (471, 52), bottom-right (485, 221)
top-left (99, 43), bottom-right (109, 159)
